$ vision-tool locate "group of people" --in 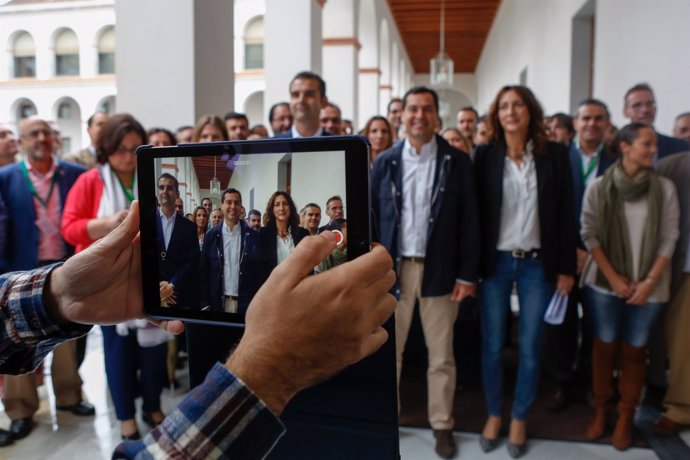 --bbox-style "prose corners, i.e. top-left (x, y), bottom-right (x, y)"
top-left (0, 68), bottom-right (688, 460)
